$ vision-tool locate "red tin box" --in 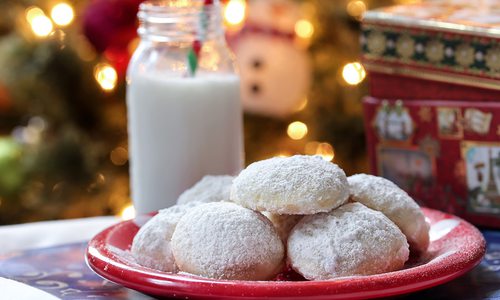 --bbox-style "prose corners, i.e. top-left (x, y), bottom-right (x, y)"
top-left (363, 97), bottom-right (500, 227)
top-left (361, 2), bottom-right (500, 227)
